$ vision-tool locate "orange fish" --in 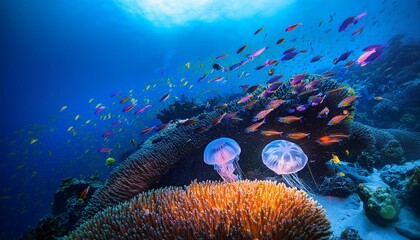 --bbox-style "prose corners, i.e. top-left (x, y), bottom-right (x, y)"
top-left (253, 108), bottom-right (274, 121)
top-left (267, 99), bottom-right (285, 109)
top-left (318, 136), bottom-right (331, 142)
top-left (316, 138), bottom-right (342, 146)
top-left (178, 118), bottom-right (198, 126)
top-left (237, 95), bottom-right (252, 104)
top-left (337, 95), bottom-right (358, 108)
top-left (245, 119), bottom-right (266, 133)
top-left (285, 23), bottom-right (302, 32)
top-left (317, 107), bottom-right (330, 118)
top-left (260, 130), bottom-right (283, 136)
top-left (328, 133), bottom-right (350, 139)
top-left (78, 185), bottom-right (90, 201)
top-left (326, 87), bottom-right (345, 96)
top-left (244, 100), bottom-right (258, 109)
top-left (327, 114), bottom-right (349, 126)
top-left (120, 96), bottom-right (131, 104)
top-left (373, 96), bottom-right (384, 101)
top-left (278, 116), bottom-right (302, 124)
top-left (287, 132), bottom-right (310, 140)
